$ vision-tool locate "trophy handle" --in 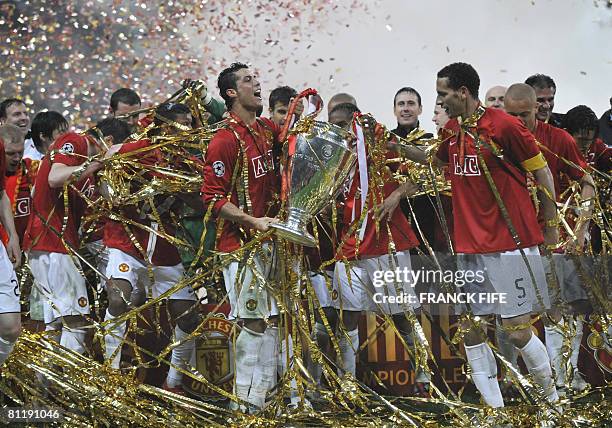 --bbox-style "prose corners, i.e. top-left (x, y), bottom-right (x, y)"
top-left (278, 88), bottom-right (321, 144)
